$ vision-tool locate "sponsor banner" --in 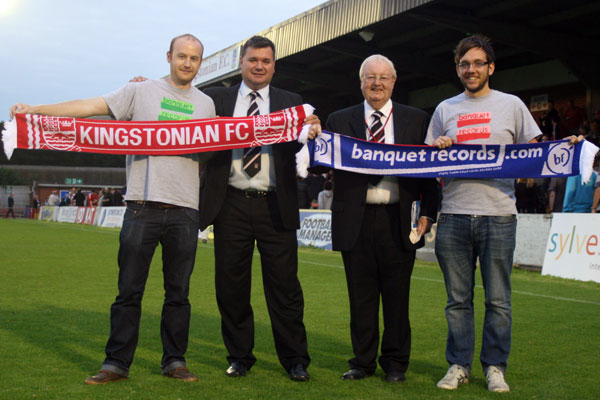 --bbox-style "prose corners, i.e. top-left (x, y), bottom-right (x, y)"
top-left (542, 213), bottom-right (600, 283)
top-left (83, 207), bottom-right (96, 225)
top-left (97, 207), bottom-right (126, 228)
top-left (57, 206), bottom-right (78, 223)
top-left (39, 206), bottom-right (58, 221)
top-left (514, 214), bottom-right (553, 266)
top-left (75, 207), bottom-right (86, 224)
top-left (297, 210), bottom-right (332, 250)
